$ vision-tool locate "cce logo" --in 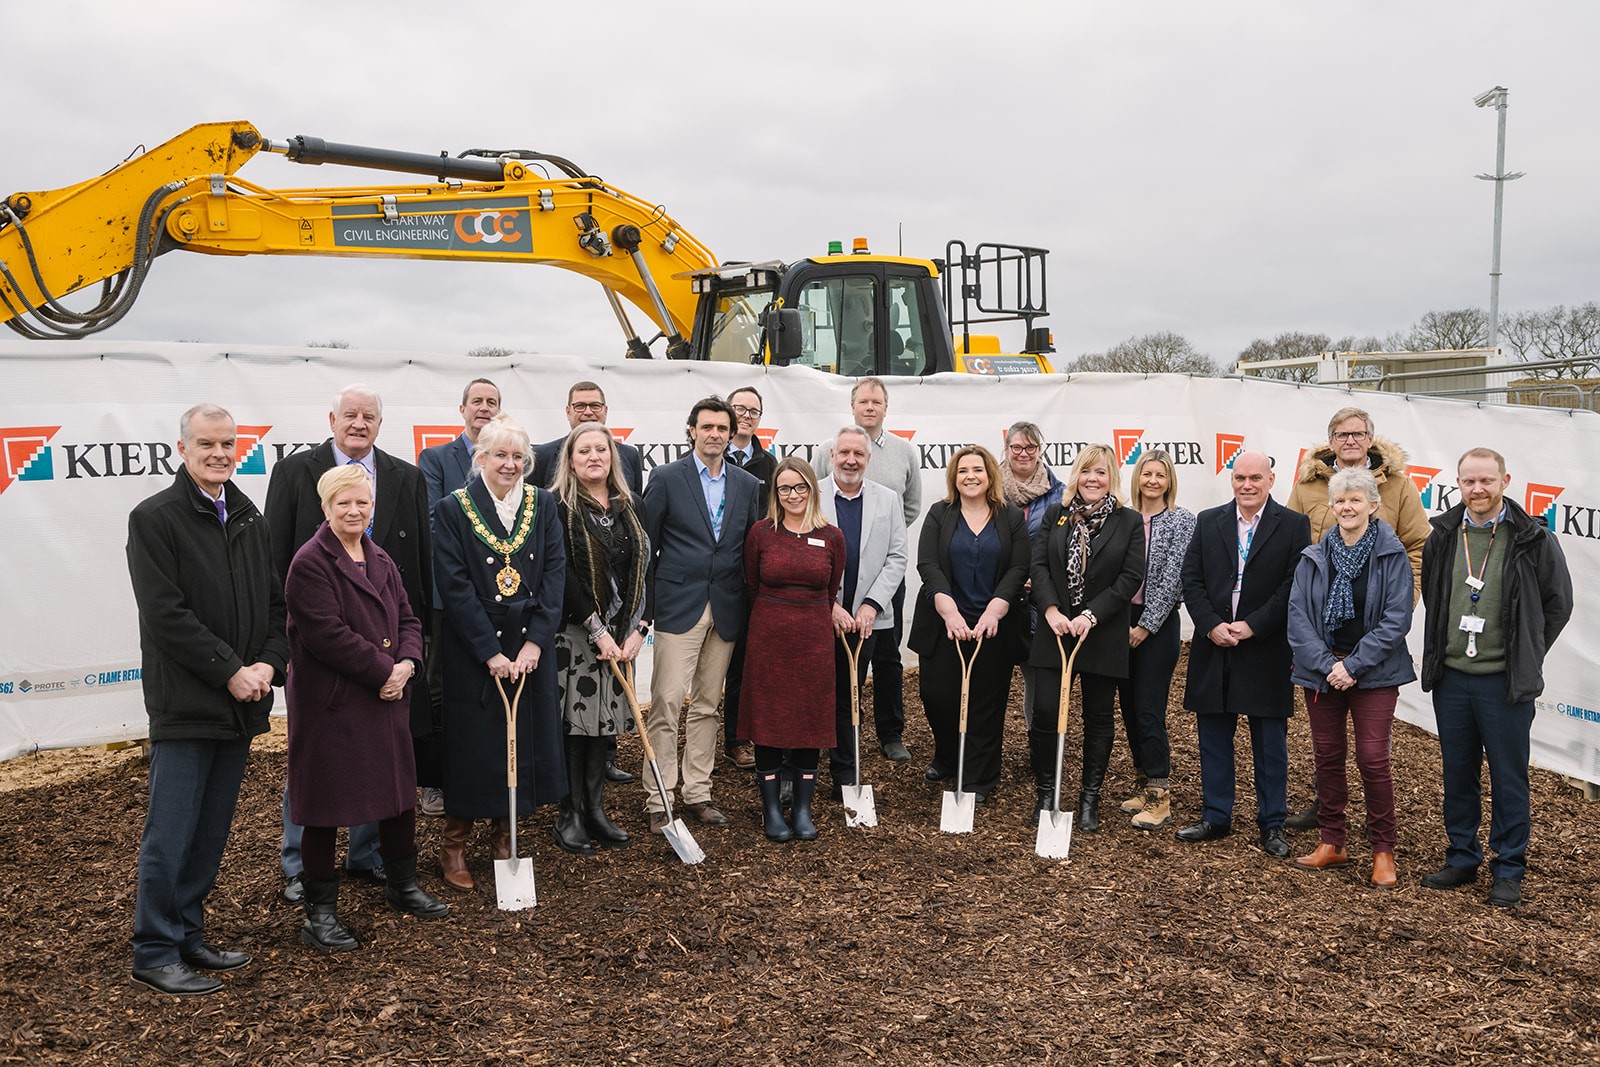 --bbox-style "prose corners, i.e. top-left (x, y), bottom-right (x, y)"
top-left (453, 211), bottom-right (522, 245)
top-left (0, 426), bottom-right (62, 496)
